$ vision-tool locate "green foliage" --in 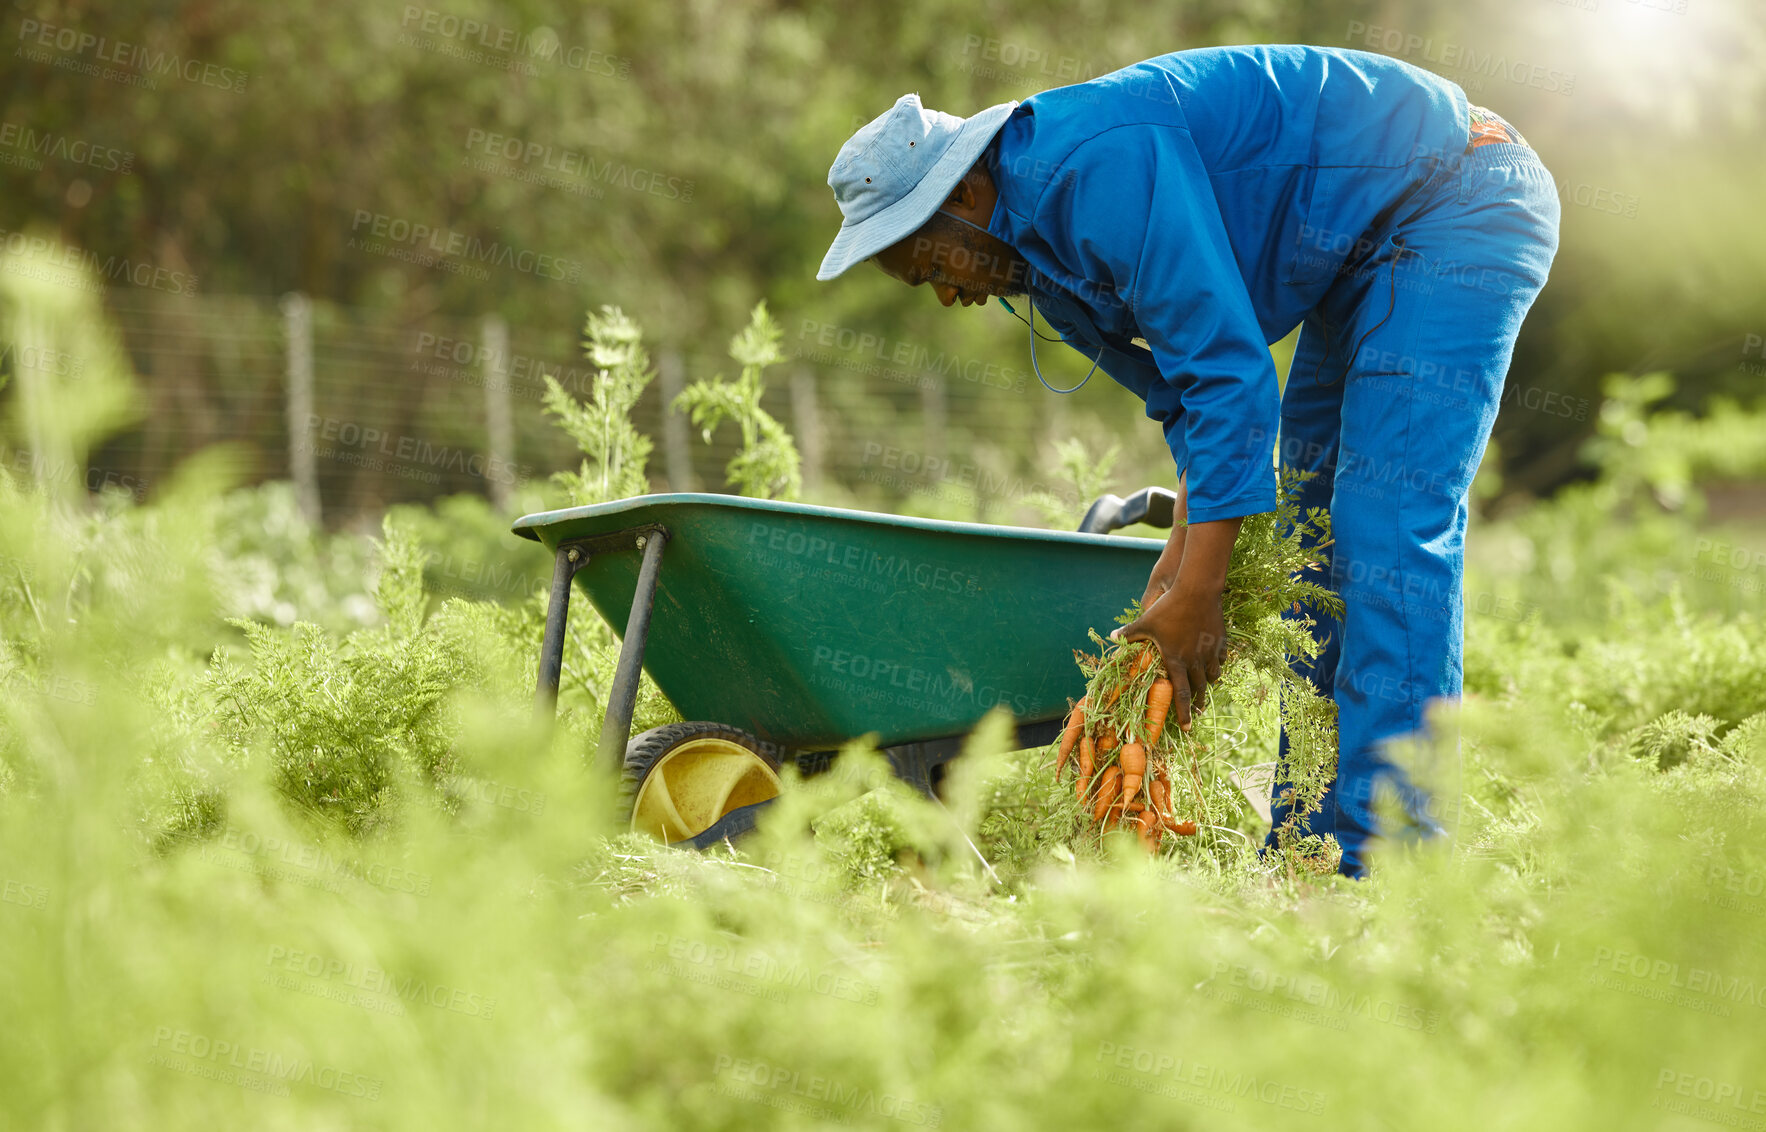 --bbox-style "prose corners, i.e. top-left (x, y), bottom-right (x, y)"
top-left (387, 491), bottom-right (553, 606)
top-left (673, 302), bottom-right (803, 500)
top-left (1722, 714), bottom-right (1766, 764)
top-left (544, 306), bottom-right (657, 505)
top-left (203, 519), bottom-right (483, 838)
top-left (1467, 374), bottom-right (1766, 630)
top-left (1579, 373), bottom-right (1766, 512)
top-left (209, 481), bottom-right (380, 632)
top-left (11, 304), bottom-right (1766, 1128)
top-left (6, 490), bottom-right (1766, 1131)
top-left (1626, 710), bottom-right (1725, 771)
top-left (189, 509), bottom-right (683, 845)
